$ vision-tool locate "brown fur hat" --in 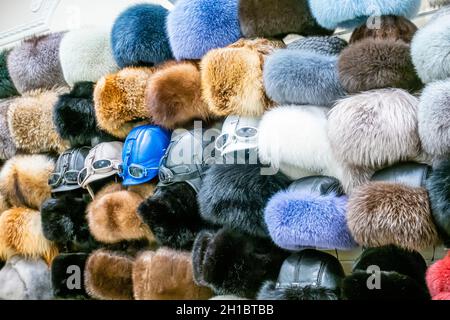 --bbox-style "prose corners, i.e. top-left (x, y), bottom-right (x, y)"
top-left (338, 38), bottom-right (422, 93)
top-left (145, 61), bottom-right (210, 129)
top-left (85, 249), bottom-right (134, 300)
top-left (7, 88), bottom-right (70, 154)
top-left (94, 67), bottom-right (155, 139)
top-left (0, 155), bottom-right (54, 210)
top-left (347, 182), bottom-right (440, 251)
top-left (132, 248), bottom-right (213, 300)
top-left (201, 38), bottom-right (284, 117)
